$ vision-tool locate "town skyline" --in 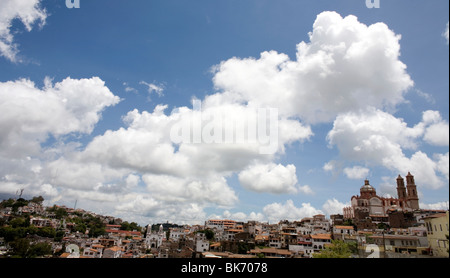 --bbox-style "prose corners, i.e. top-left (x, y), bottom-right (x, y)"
top-left (1, 193), bottom-right (448, 259)
top-left (1, 172), bottom-right (447, 227)
top-left (0, 0), bottom-right (449, 227)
